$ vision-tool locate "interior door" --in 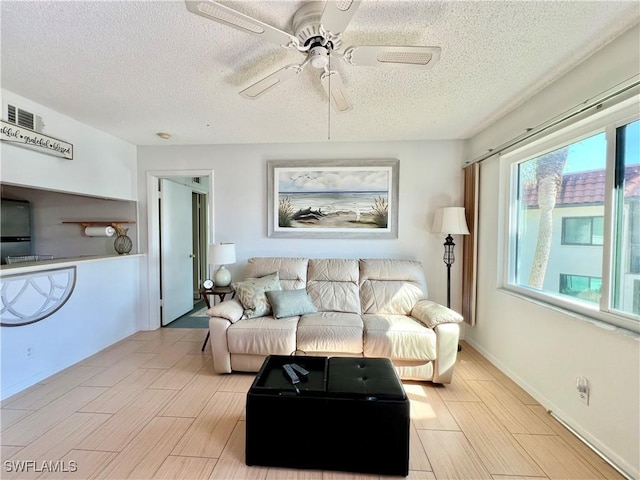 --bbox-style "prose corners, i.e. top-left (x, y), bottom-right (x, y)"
top-left (160, 178), bottom-right (194, 325)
